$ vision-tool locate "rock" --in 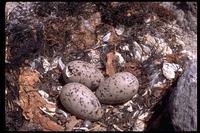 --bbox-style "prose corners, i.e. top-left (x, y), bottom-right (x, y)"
top-left (168, 60), bottom-right (197, 131)
top-left (160, 2), bottom-right (197, 33)
top-left (161, 2), bottom-right (197, 60)
top-left (162, 61), bottom-right (182, 80)
top-left (174, 2), bottom-right (197, 33)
